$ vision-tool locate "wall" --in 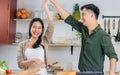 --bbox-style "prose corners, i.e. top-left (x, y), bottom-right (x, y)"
top-left (0, 0), bottom-right (120, 73)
